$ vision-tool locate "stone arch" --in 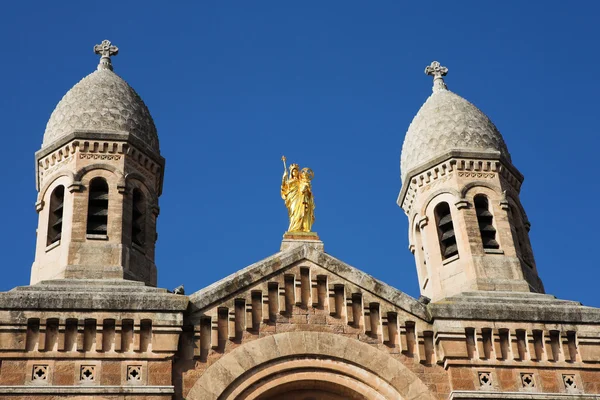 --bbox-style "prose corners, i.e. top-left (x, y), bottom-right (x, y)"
top-left (186, 331), bottom-right (436, 400)
top-left (420, 188), bottom-right (460, 217)
top-left (38, 170), bottom-right (75, 204)
top-left (408, 212), bottom-right (420, 247)
top-left (504, 191), bottom-right (530, 227)
top-left (125, 172), bottom-right (158, 205)
top-left (459, 180), bottom-right (500, 199)
top-left (74, 163), bottom-right (124, 183)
